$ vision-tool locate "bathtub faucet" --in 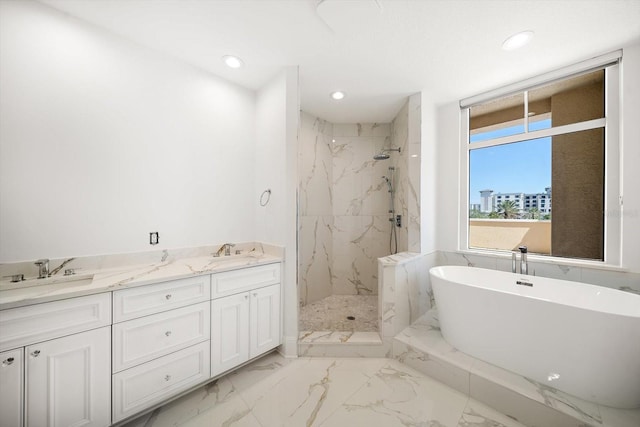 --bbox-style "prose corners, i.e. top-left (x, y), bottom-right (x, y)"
top-left (519, 246), bottom-right (528, 275)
